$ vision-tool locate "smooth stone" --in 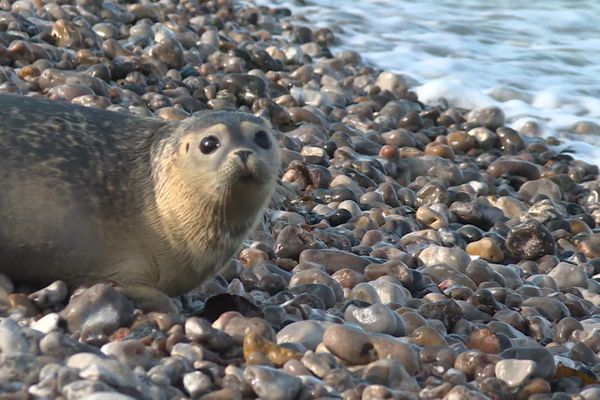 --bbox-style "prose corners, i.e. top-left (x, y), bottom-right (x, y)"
top-left (411, 325), bottom-right (447, 347)
top-left (554, 317), bottom-right (583, 344)
top-left (220, 315), bottom-right (276, 343)
top-left (337, 200), bottom-right (362, 217)
top-left (0, 318), bottom-right (31, 357)
top-left (466, 238), bottom-right (504, 263)
top-left (547, 262), bottom-right (588, 290)
top-left (350, 282), bottom-right (381, 304)
top-left (59, 284), bottom-right (134, 344)
top-left (420, 265), bottom-right (477, 290)
top-left (322, 324), bottom-right (377, 365)
top-left (418, 245), bottom-right (471, 272)
top-left (61, 380), bottom-right (117, 400)
top-left (527, 275), bottom-right (559, 291)
top-left (521, 296), bottom-right (571, 322)
top-left (243, 365), bottom-right (301, 400)
top-left (518, 178), bottom-right (562, 204)
top-left (500, 347), bottom-right (555, 379)
top-left (344, 303), bottom-right (405, 336)
top-left (467, 106), bottom-right (505, 130)
top-left (364, 260), bottom-right (413, 287)
top-left (375, 71), bottom-right (409, 97)
top-left (496, 127), bottom-right (526, 153)
top-left (467, 328), bottom-right (505, 354)
top-left (494, 196), bottom-right (528, 219)
top-left (0, 318), bottom-right (39, 384)
top-left (495, 359), bottom-right (536, 388)
top-left (184, 317), bottom-right (237, 352)
top-left (398, 312), bottom-right (428, 335)
top-left (101, 339), bottom-right (157, 370)
top-left (183, 371), bottom-right (212, 398)
top-left (368, 334), bottom-right (420, 375)
top-left (299, 249), bottom-right (370, 273)
top-left (277, 321), bottom-right (329, 351)
top-left (289, 268), bottom-right (344, 302)
top-left (80, 393), bottom-right (137, 400)
top-left (29, 280), bottom-right (68, 308)
top-left (40, 331), bottom-right (101, 358)
top-left (360, 359), bottom-right (420, 392)
top-left (487, 159), bottom-right (541, 180)
top-left (31, 312), bottom-right (60, 334)
top-left (301, 350), bottom-right (337, 378)
top-left (368, 279), bottom-right (410, 306)
top-left (67, 353), bottom-right (143, 395)
top-left (488, 264), bottom-right (523, 289)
